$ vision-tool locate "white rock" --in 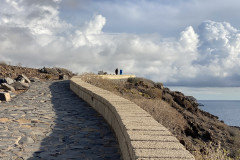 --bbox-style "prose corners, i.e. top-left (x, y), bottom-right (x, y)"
top-left (5, 77), bottom-right (15, 85)
top-left (21, 74), bottom-right (31, 83)
top-left (0, 83), bottom-right (15, 92)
